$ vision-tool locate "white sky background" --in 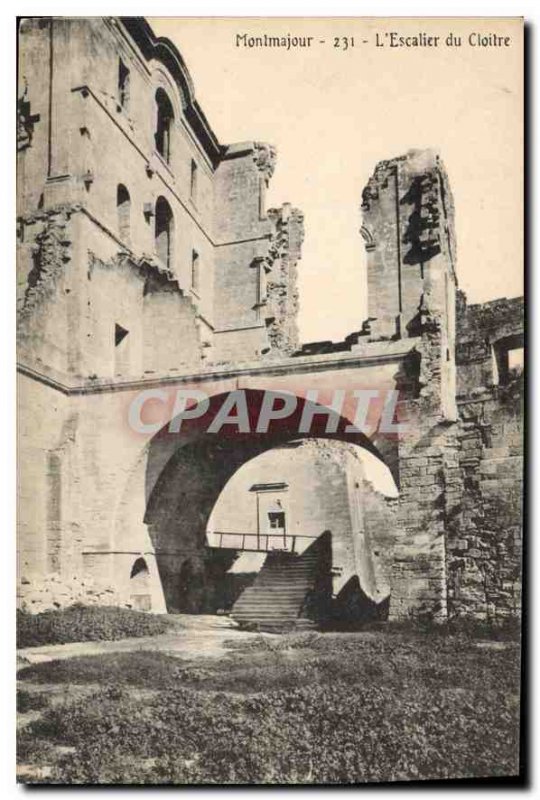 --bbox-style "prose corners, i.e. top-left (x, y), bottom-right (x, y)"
top-left (150, 17), bottom-right (523, 343)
